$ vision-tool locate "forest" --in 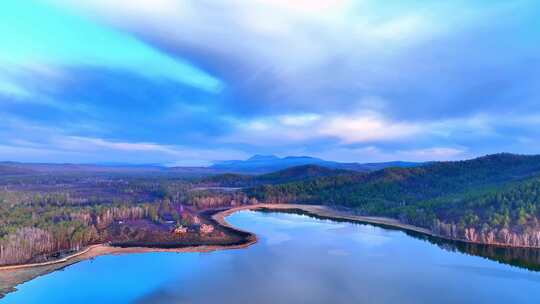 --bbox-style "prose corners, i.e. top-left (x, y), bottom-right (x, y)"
top-left (0, 174), bottom-right (255, 266)
top-left (3, 153), bottom-right (540, 266)
top-left (246, 154), bottom-right (540, 247)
